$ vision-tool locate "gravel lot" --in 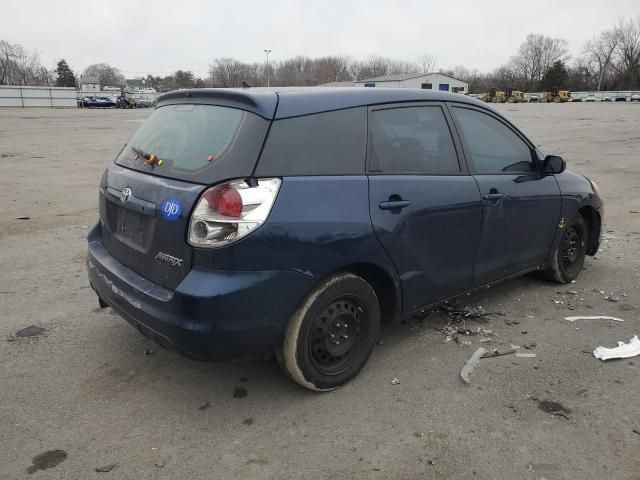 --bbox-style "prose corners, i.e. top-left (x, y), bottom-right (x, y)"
top-left (1, 103), bottom-right (639, 480)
